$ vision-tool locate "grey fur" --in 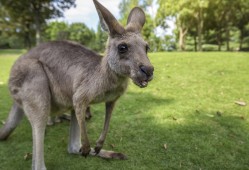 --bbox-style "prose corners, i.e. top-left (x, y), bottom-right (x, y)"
top-left (0, 0), bottom-right (154, 170)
